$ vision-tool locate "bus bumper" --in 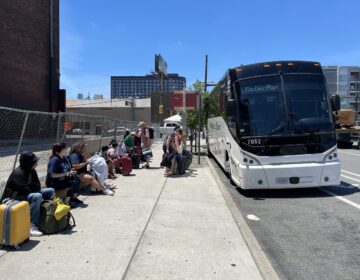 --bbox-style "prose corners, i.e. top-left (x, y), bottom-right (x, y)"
top-left (239, 161), bottom-right (341, 189)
